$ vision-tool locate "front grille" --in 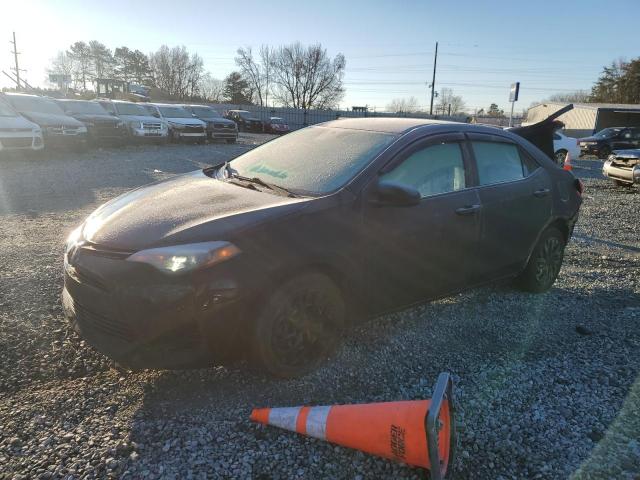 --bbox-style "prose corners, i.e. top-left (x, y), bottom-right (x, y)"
top-left (1, 137), bottom-right (32, 148)
top-left (74, 300), bottom-right (132, 342)
top-left (183, 124), bottom-right (205, 133)
top-left (72, 264), bottom-right (110, 291)
top-left (49, 126), bottom-right (80, 135)
top-left (142, 122), bottom-right (162, 130)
